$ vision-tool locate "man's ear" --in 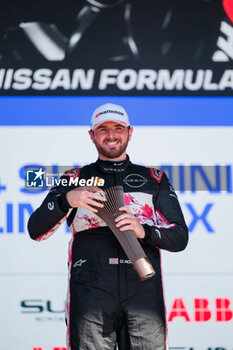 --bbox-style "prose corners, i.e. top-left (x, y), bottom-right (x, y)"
top-left (88, 130), bottom-right (95, 144)
top-left (128, 127), bottom-right (133, 141)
